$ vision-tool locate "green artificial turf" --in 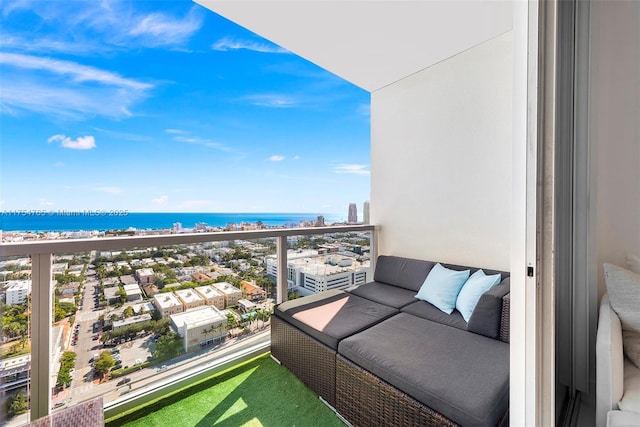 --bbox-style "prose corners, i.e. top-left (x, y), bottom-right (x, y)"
top-left (105, 353), bottom-right (344, 427)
